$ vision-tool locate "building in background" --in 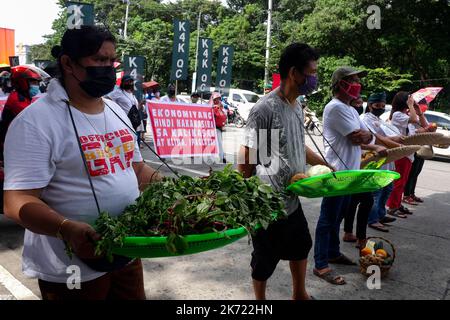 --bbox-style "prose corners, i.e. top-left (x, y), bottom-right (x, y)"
top-left (16, 43), bottom-right (31, 65)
